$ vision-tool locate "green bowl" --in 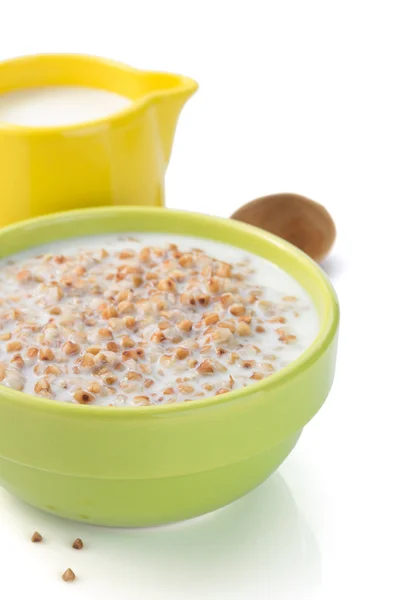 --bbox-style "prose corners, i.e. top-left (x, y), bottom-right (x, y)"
top-left (0, 207), bottom-right (339, 526)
